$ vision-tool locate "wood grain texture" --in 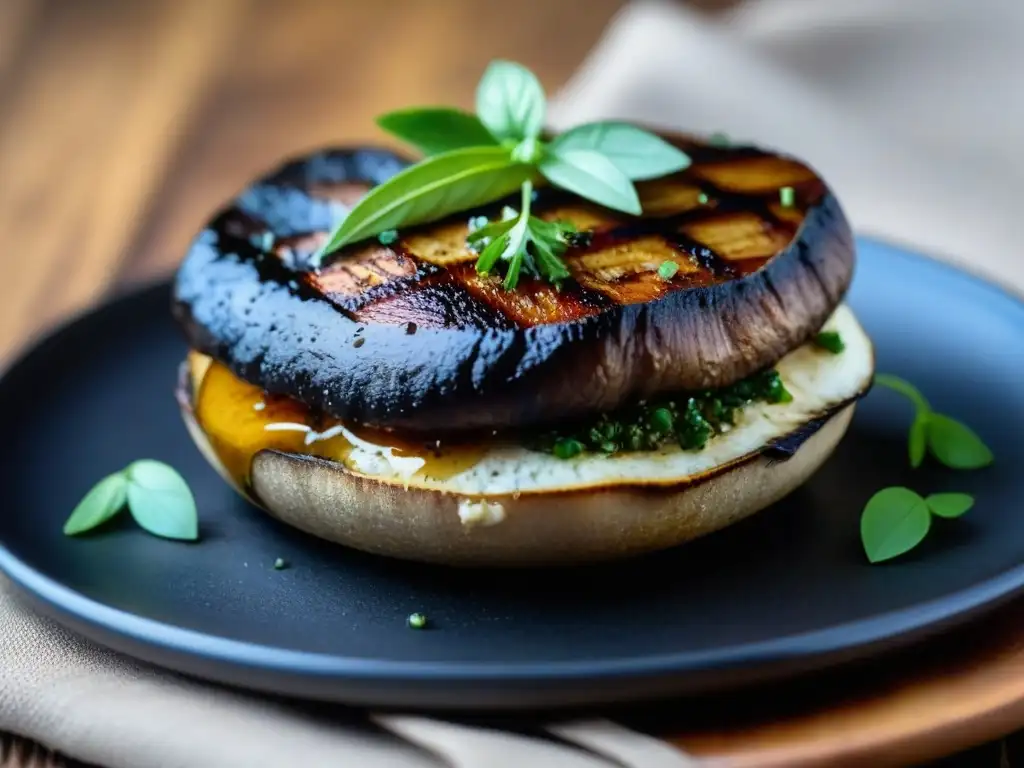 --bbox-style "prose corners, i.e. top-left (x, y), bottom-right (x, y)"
top-left (0, 1), bottom-right (1020, 767)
